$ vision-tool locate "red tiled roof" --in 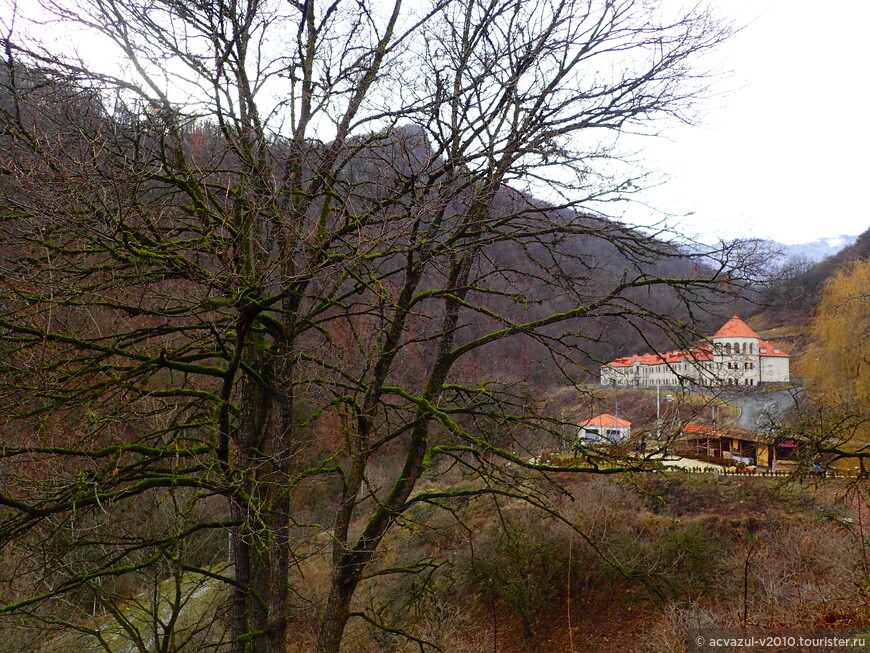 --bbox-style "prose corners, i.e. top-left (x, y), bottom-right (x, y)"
top-left (712, 316), bottom-right (760, 340)
top-left (681, 423), bottom-right (770, 443)
top-left (602, 346), bottom-right (713, 368)
top-left (688, 346), bottom-right (714, 362)
top-left (581, 413), bottom-right (631, 428)
top-left (603, 356), bottom-right (638, 368)
top-left (758, 340), bottom-right (789, 357)
top-left (604, 353), bottom-right (654, 368)
top-left (601, 317), bottom-right (788, 367)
